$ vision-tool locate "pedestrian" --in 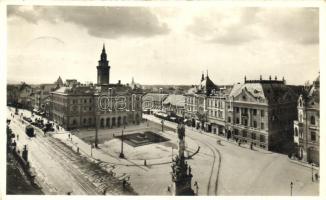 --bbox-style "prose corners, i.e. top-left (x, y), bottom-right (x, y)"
top-left (122, 179), bottom-right (126, 189)
top-left (194, 181), bottom-right (199, 195)
top-left (144, 159), bottom-right (147, 166)
top-left (250, 142), bottom-right (253, 150)
top-left (77, 147), bottom-right (79, 153)
top-left (17, 134), bottom-right (19, 141)
top-left (315, 173), bottom-right (319, 181)
top-left (167, 186), bottom-right (171, 192)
